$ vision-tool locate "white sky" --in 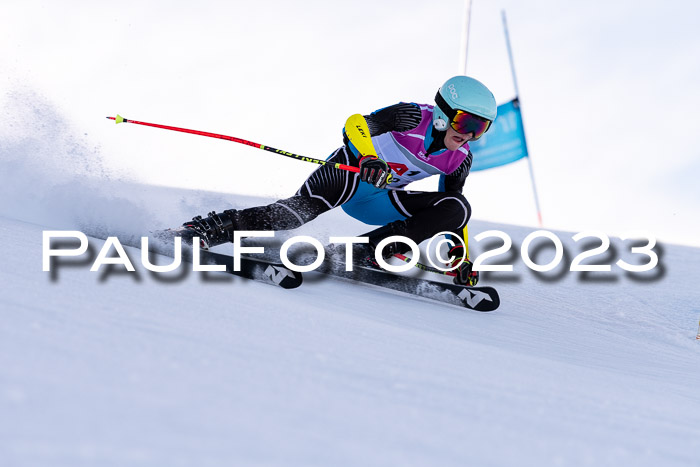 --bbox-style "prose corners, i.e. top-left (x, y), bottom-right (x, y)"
top-left (2, 0), bottom-right (699, 246)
